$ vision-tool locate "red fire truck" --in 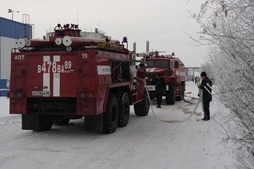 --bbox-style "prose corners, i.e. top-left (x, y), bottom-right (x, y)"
top-left (144, 51), bottom-right (186, 105)
top-left (9, 24), bottom-right (150, 133)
